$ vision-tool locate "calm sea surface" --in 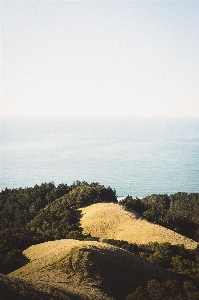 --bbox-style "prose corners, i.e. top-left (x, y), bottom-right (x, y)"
top-left (1, 117), bottom-right (199, 197)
